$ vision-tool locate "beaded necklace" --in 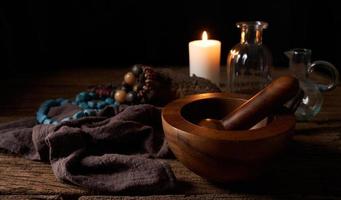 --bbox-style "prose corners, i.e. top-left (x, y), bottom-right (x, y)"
top-left (36, 65), bottom-right (158, 125)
